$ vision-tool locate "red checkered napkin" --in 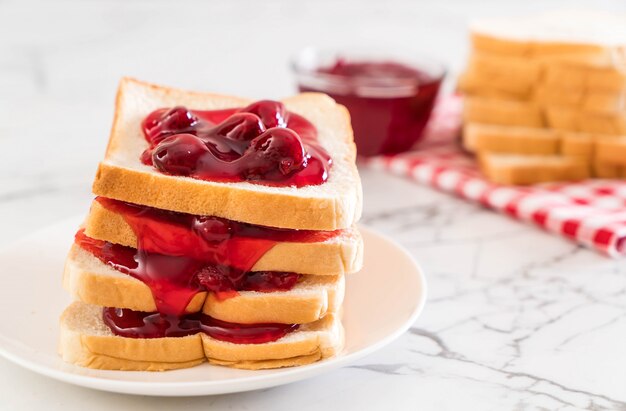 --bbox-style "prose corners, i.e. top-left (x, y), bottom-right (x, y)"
top-left (365, 95), bottom-right (626, 257)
